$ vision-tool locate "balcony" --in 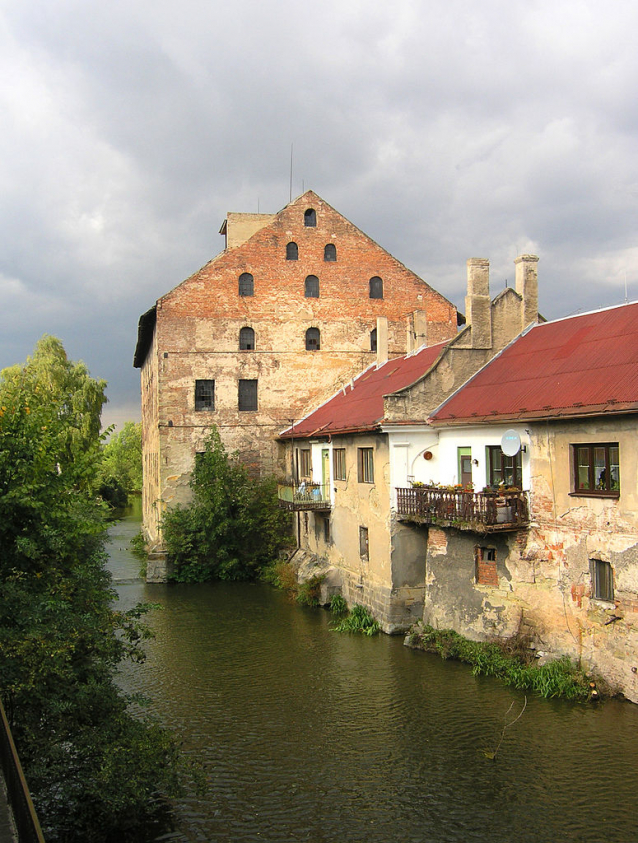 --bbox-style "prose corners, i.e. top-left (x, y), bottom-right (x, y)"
top-left (277, 483), bottom-right (331, 512)
top-left (396, 487), bottom-right (529, 533)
